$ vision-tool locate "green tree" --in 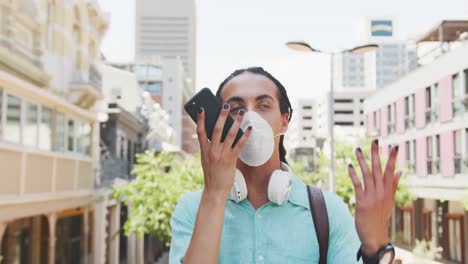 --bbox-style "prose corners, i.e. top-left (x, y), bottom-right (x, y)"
top-left (113, 150), bottom-right (203, 243)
